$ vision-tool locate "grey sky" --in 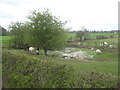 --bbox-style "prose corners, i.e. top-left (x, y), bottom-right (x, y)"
top-left (0, 0), bottom-right (119, 31)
